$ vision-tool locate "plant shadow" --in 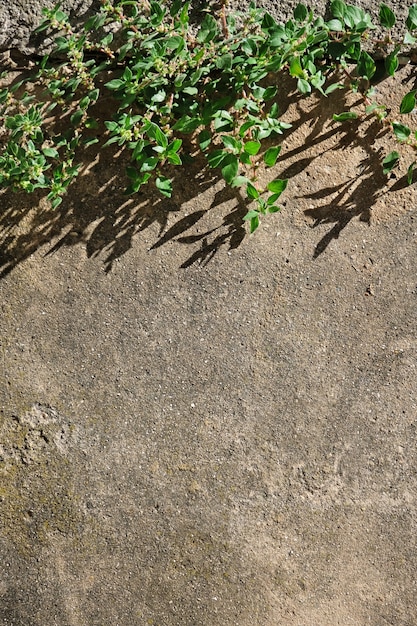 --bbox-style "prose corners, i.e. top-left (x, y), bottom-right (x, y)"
top-left (0, 75), bottom-right (404, 274)
top-left (296, 117), bottom-right (391, 257)
top-left (265, 79), bottom-right (398, 258)
top-left (0, 142), bottom-right (249, 276)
